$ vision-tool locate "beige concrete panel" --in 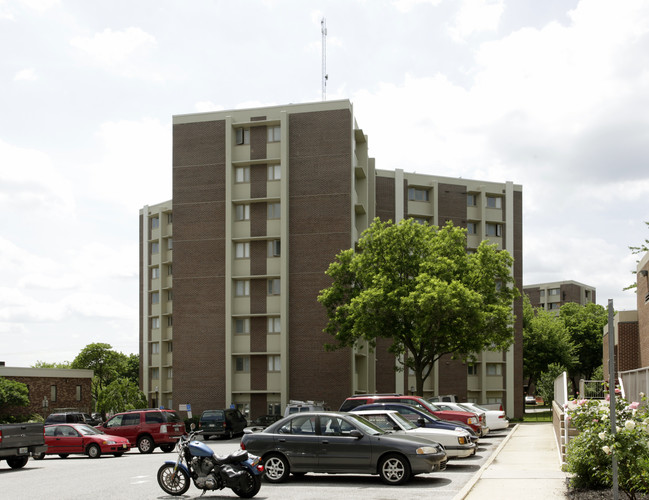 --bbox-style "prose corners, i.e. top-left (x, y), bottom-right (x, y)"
top-left (266, 257), bottom-right (280, 275)
top-left (232, 183), bottom-right (250, 200)
top-left (232, 259), bottom-right (250, 277)
top-left (267, 333), bottom-right (281, 353)
top-left (267, 181), bottom-right (281, 198)
top-left (232, 297), bottom-right (250, 315)
top-left (232, 334), bottom-right (250, 353)
top-left (232, 373), bottom-right (251, 391)
top-left (267, 372), bottom-right (281, 391)
top-left (232, 145), bottom-right (250, 162)
top-left (232, 221), bottom-right (251, 238)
